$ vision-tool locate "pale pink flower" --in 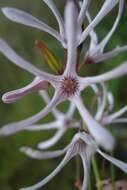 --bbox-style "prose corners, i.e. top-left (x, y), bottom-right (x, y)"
top-left (93, 83), bottom-right (127, 125)
top-left (0, 0), bottom-right (127, 151)
top-left (1, 89), bottom-right (79, 149)
top-left (83, 0), bottom-right (127, 64)
top-left (24, 91), bottom-right (79, 150)
top-left (20, 131), bottom-right (127, 190)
